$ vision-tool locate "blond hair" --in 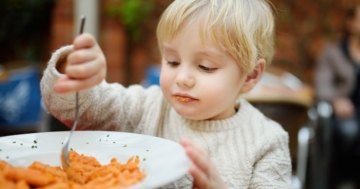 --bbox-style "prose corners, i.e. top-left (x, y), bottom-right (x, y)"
top-left (157, 0), bottom-right (275, 74)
